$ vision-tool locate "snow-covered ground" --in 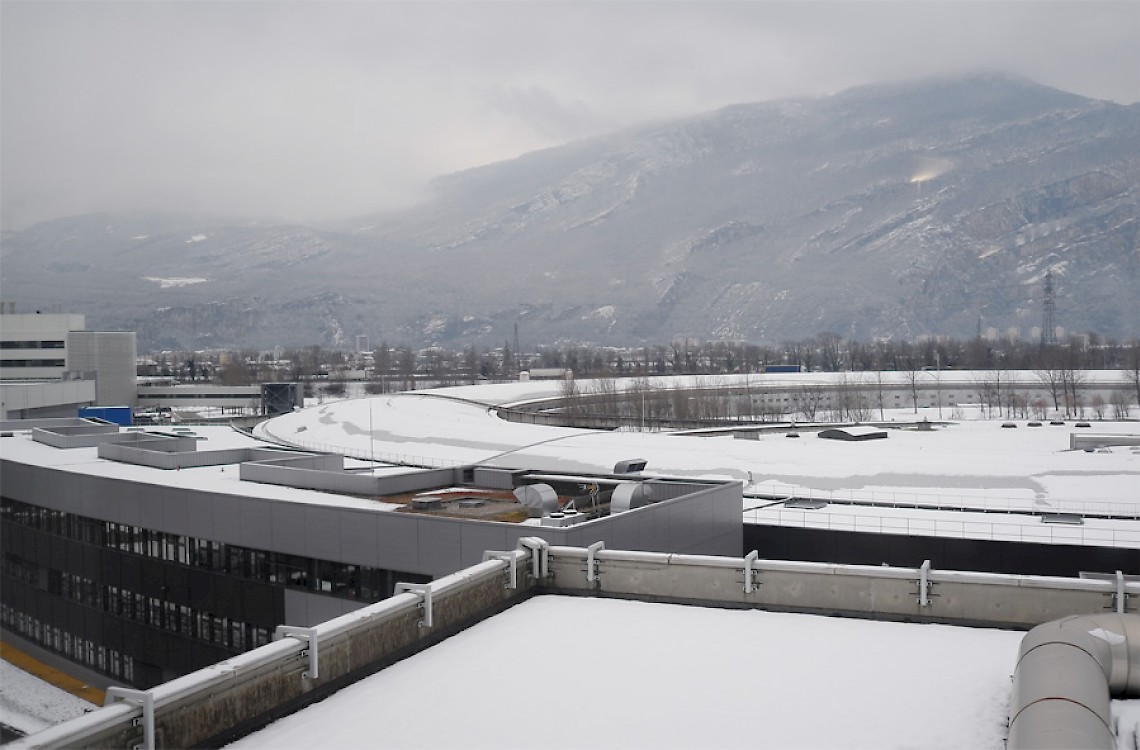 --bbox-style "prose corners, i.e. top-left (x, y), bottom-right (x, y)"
top-left (0, 661), bottom-right (95, 738)
top-left (225, 596), bottom-right (1016, 749)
